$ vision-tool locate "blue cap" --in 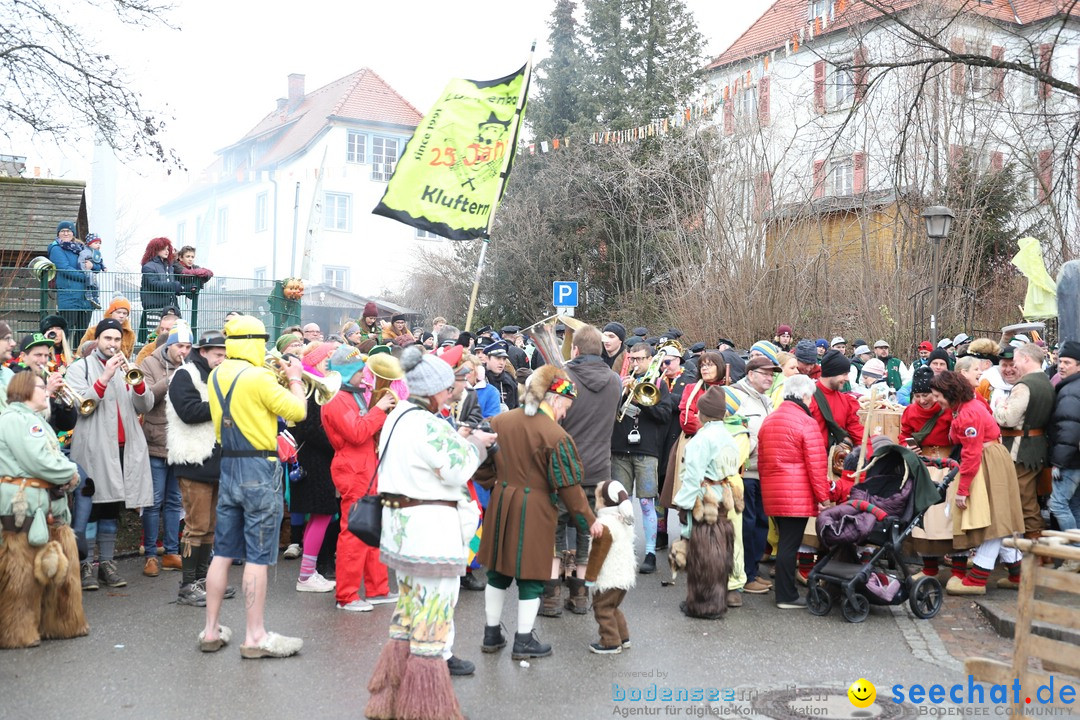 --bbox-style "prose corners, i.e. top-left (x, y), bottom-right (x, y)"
top-left (483, 340), bottom-right (509, 357)
top-left (815, 338), bottom-right (829, 349)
